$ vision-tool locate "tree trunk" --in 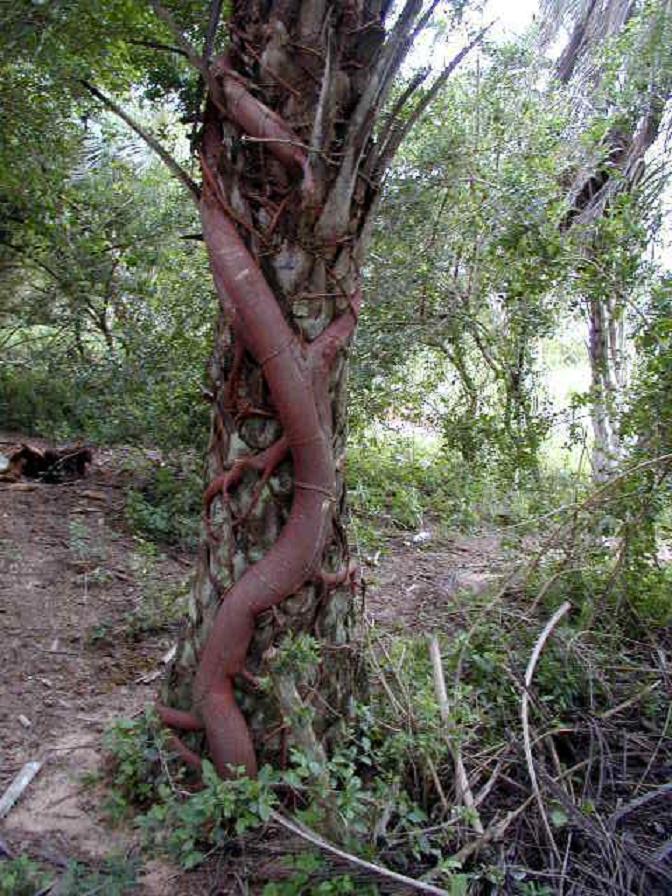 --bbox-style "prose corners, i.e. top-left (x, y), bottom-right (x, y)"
top-left (156, 0), bottom-right (477, 780)
top-left (587, 293), bottom-right (627, 480)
